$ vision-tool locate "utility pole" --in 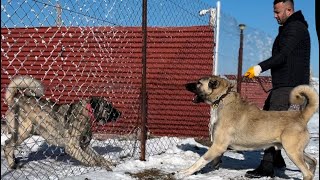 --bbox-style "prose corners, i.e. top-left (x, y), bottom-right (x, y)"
top-left (237, 24), bottom-right (246, 94)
